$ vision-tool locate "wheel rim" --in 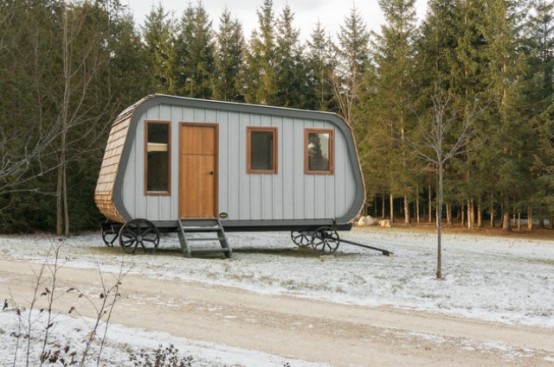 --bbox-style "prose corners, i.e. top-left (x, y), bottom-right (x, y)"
top-left (118, 219), bottom-right (160, 254)
top-left (291, 230), bottom-right (312, 248)
top-left (310, 227), bottom-right (340, 254)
